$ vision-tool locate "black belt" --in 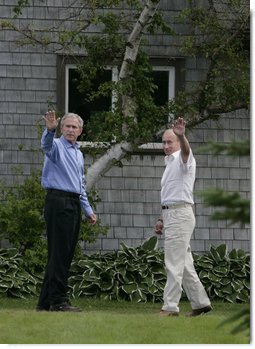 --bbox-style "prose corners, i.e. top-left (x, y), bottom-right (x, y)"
top-left (46, 189), bottom-right (81, 199)
top-left (162, 203), bottom-right (192, 209)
